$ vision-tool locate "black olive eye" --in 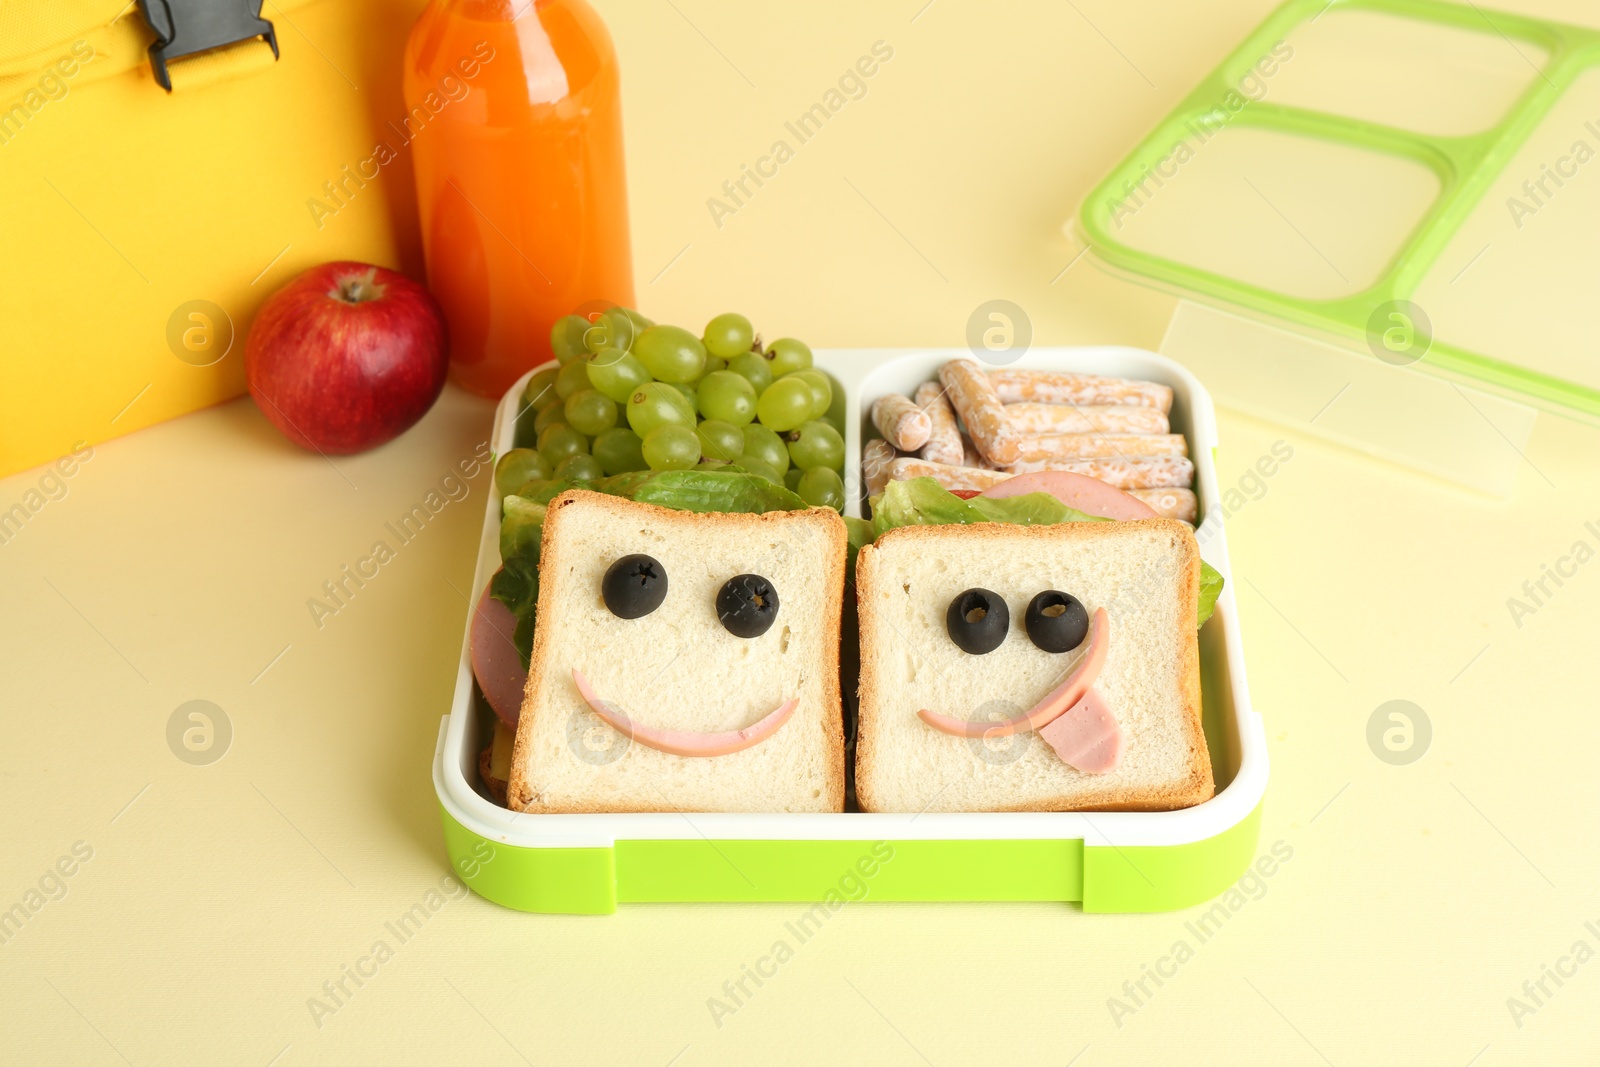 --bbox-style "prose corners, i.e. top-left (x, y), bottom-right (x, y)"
top-left (1025, 590), bottom-right (1088, 653)
top-left (945, 587), bottom-right (1009, 655)
top-left (602, 554), bottom-right (668, 619)
top-left (717, 574), bottom-right (779, 638)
